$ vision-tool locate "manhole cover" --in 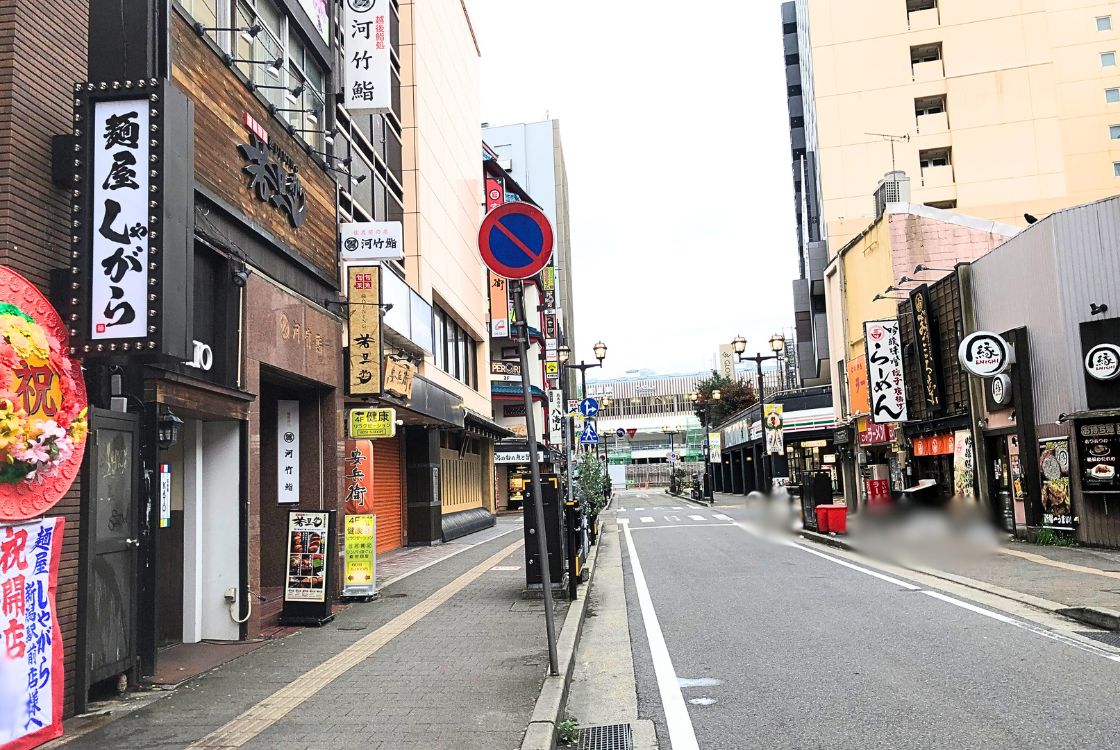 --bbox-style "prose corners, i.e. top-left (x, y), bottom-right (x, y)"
top-left (1077, 631), bottom-right (1120, 647)
top-left (577, 723), bottom-right (632, 750)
